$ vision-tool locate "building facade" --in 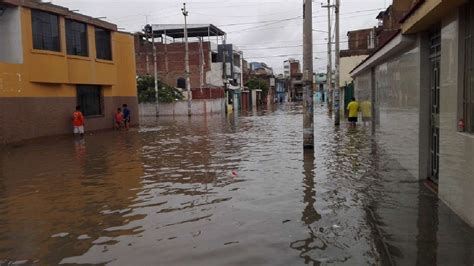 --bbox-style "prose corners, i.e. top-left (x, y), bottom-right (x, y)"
top-left (217, 44), bottom-right (243, 87)
top-left (283, 58), bottom-right (300, 79)
top-left (351, 0), bottom-right (473, 226)
top-left (0, 0), bottom-right (137, 145)
top-left (340, 28), bottom-right (376, 87)
top-left (134, 24), bottom-right (230, 91)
